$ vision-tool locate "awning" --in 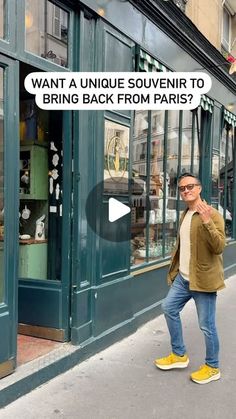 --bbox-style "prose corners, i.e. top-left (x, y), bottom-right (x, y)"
top-left (224, 109), bottom-right (236, 127)
top-left (139, 49), bottom-right (169, 72)
top-left (200, 95), bottom-right (214, 113)
top-left (138, 49), bottom-right (214, 113)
